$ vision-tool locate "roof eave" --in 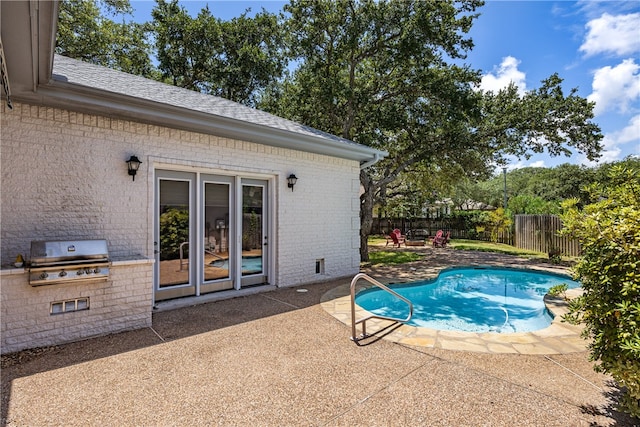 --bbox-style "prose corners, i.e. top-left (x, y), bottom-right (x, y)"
top-left (18, 81), bottom-right (387, 164)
